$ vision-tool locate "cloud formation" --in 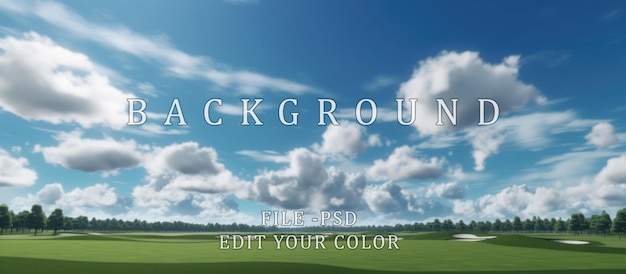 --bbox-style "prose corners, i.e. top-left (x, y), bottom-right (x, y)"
top-left (586, 122), bottom-right (619, 147)
top-left (35, 131), bottom-right (143, 173)
top-left (426, 181), bottom-right (466, 199)
top-left (453, 153), bottom-right (626, 220)
top-left (0, 148), bottom-right (37, 187)
top-left (315, 121), bottom-right (369, 156)
top-left (363, 182), bottom-right (448, 217)
top-left (0, 0), bottom-right (314, 95)
top-left (397, 50), bottom-right (544, 136)
top-left (0, 32), bottom-right (133, 129)
top-left (11, 182), bottom-right (130, 215)
top-left (368, 145), bottom-right (444, 181)
top-left (250, 148), bottom-right (366, 210)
